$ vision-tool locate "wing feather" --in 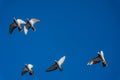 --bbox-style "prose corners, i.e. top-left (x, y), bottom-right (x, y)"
top-left (9, 23), bottom-right (17, 34)
top-left (46, 63), bottom-right (58, 72)
top-left (57, 56), bottom-right (66, 66)
top-left (17, 19), bottom-right (26, 25)
top-left (87, 57), bottom-right (102, 65)
top-left (21, 68), bottom-right (28, 75)
top-left (29, 18), bottom-right (40, 25)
